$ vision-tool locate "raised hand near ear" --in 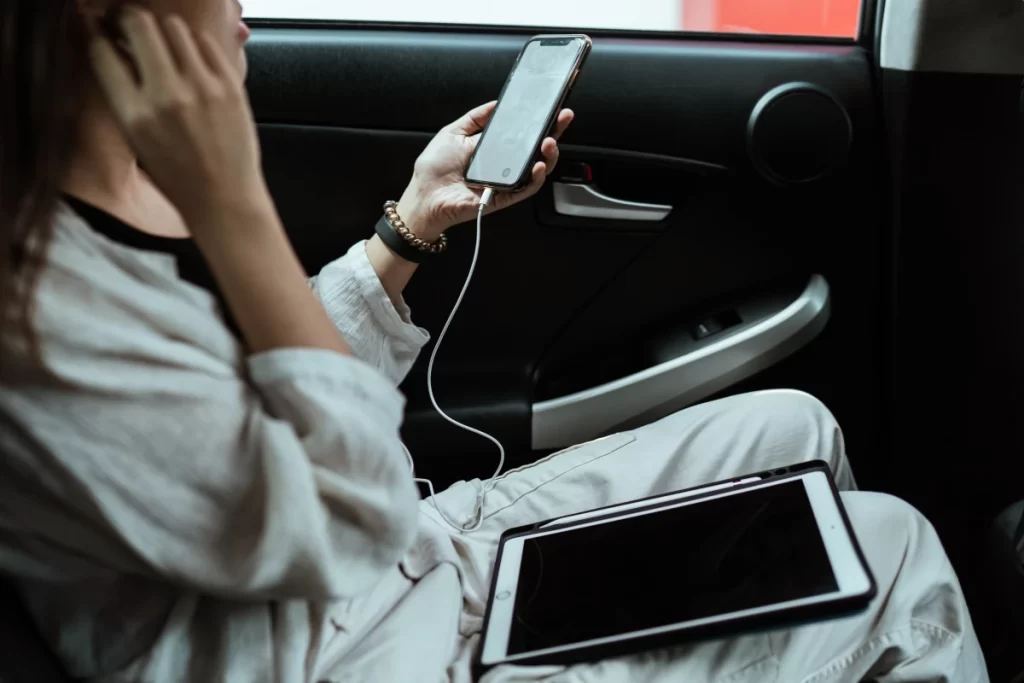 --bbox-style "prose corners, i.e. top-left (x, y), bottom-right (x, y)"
top-left (88, 6), bottom-right (273, 237)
